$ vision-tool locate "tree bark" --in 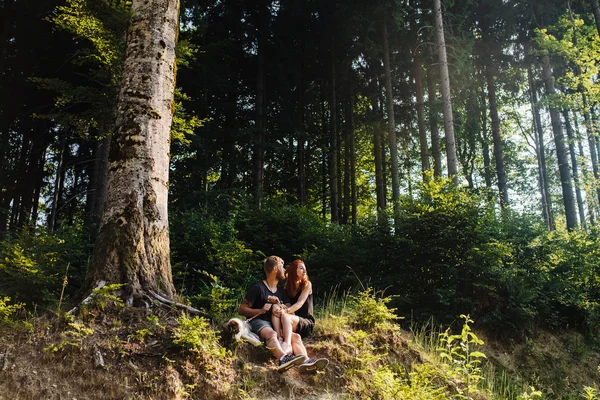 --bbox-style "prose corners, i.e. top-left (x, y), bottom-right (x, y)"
top-left (433, 0), bottom-right (458, 182)
top-left (84, 0), bottom-right (179, 301)
top-left (382, 20), bottom-right (401, 223)
top-left (581, 94), bottom-right (600, 210)
top-left (329, 36), bottom-right (339, 223)
top-left (427, 67), bottom-right (442, 177)
top-left (253, 0), bottom-right (267, 210)
top-left (528, 66), bottom-right (554, 230)
top-left (486, 65), bottom-right (509, 208)
top-left (414, 53), bottom-right (429, 181)
top-left (479, 84), bottom-right (492, 189)
top-left (562, 109), bottom-right (586, 227)
top-left (541, 55), bottom-right (578, 230)
top-left (591, 0), bottom-right (600, 37)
